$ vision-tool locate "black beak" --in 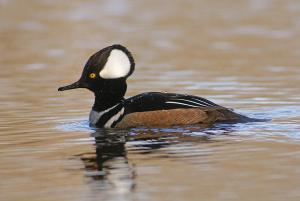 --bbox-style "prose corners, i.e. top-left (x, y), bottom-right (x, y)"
top-left (58, 80), bottom-right (85, 91)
